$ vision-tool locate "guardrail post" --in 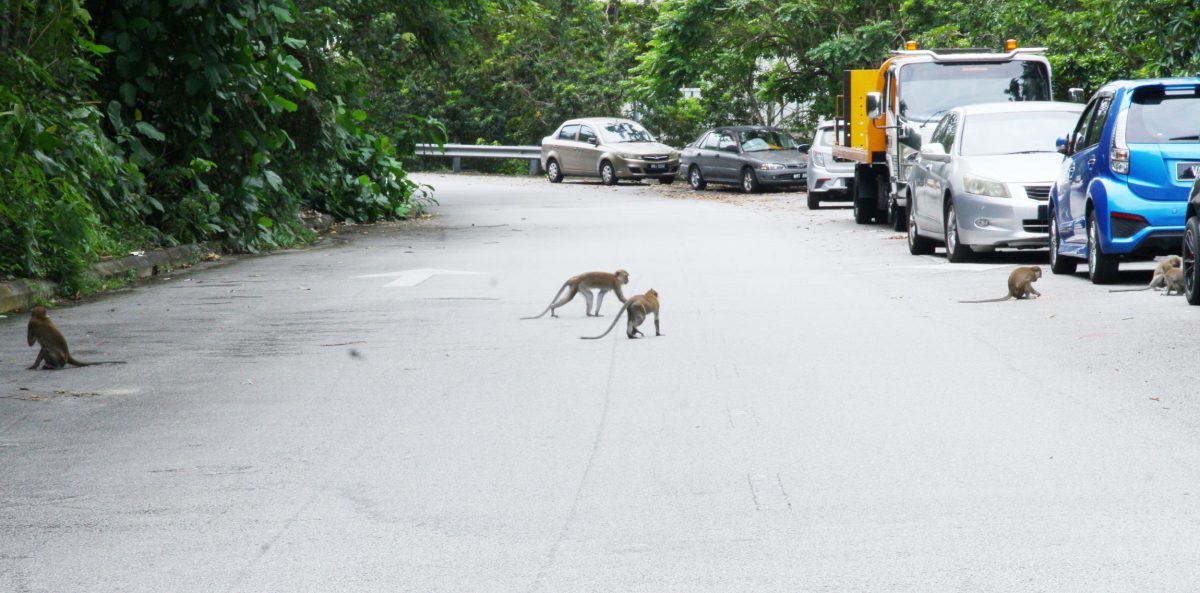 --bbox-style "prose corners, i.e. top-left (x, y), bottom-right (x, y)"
top-left (528, 159), bottom-right (540, 176)
top-left (452, 156), bottom-right (462, 173)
